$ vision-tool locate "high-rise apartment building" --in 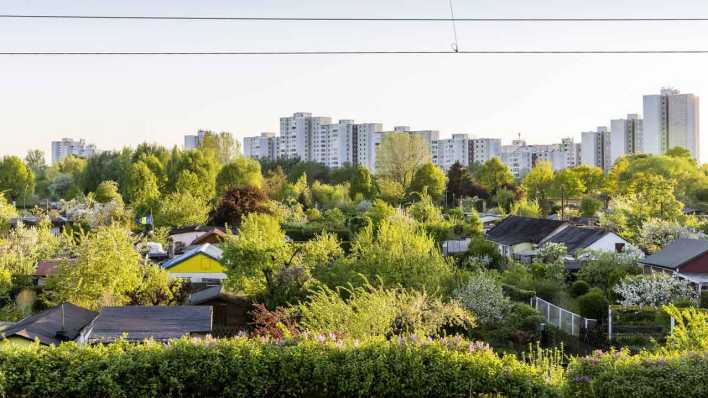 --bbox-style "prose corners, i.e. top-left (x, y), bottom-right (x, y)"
top-left (469, 138), bottom-right (502, 165)
top-left (277, 112), bottom-right (332, 160)
top-left (581, 127), bottom-right (611, 170)
top-left (643, 88), bottom-right (700, 159)
top-left (609, 114), bottom-right (643, 164)
top-left (243, 132), bottom-right (277, 160)
top-left (352, 123), bottom-right (384, 172)
top-left (51, 138), bottom-right (98, 164)
top-left (432, 134), bottom-right (470, 170)
top-left (184, 130), bottom-right (208, 150)
top-left (500, 137), bottom-right (580, 178)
